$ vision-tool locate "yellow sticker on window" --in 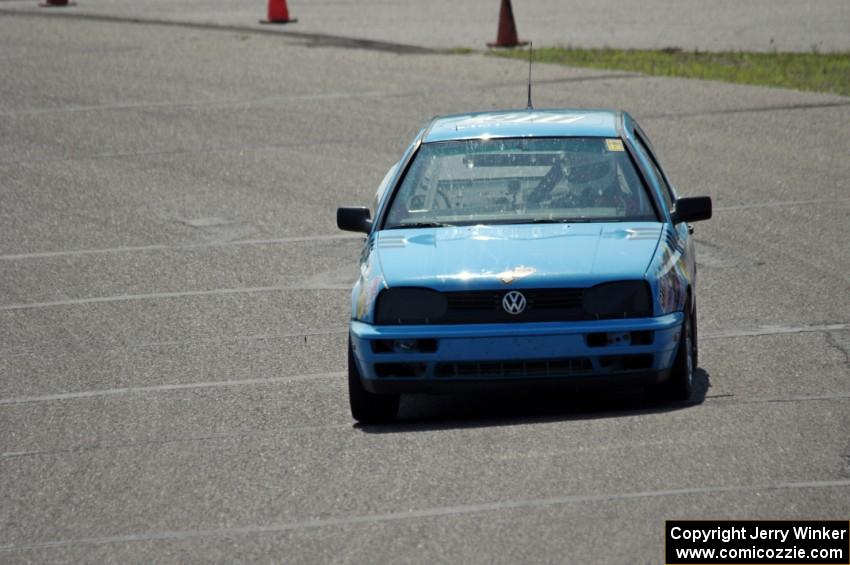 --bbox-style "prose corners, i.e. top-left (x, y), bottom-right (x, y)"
top-left (605, 139), bottom-right (624, 152)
